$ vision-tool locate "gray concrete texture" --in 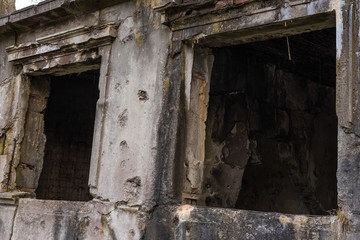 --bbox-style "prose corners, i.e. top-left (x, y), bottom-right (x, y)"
top-left (0, 0), bottom-right (359, 239)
